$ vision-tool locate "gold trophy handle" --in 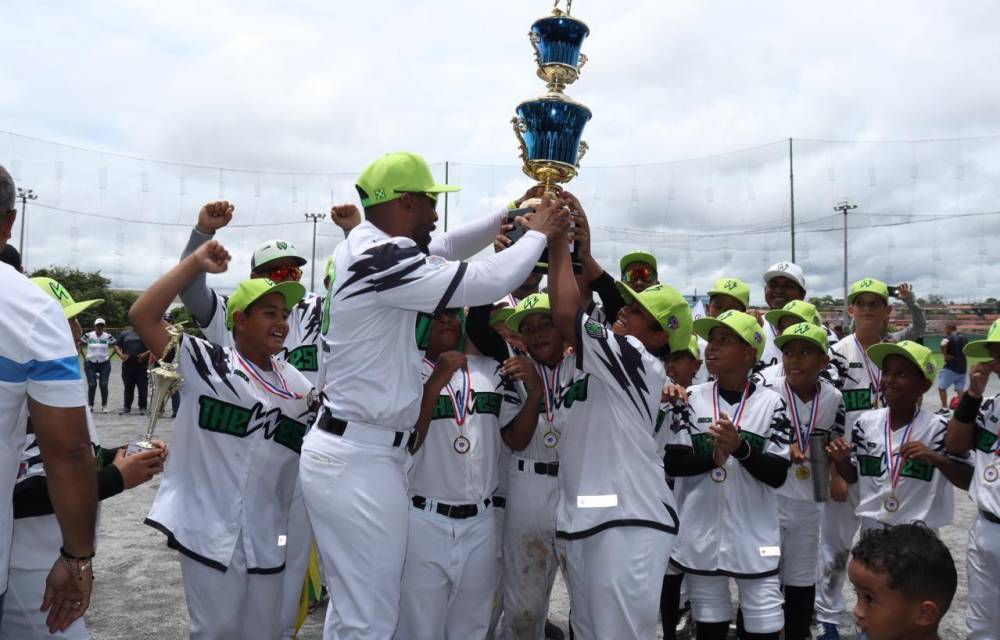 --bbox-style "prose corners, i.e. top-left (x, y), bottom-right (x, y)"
top-left (577, 140), bottom-right (589, 166)
top-left (528, 31), bottom-right (542, 67)
top-left (127, 323), bottom-right (185, 455)
top-left (577, 52), bottom-right (588, 71)
top-left (512, 116), bottom-right (530, 164)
